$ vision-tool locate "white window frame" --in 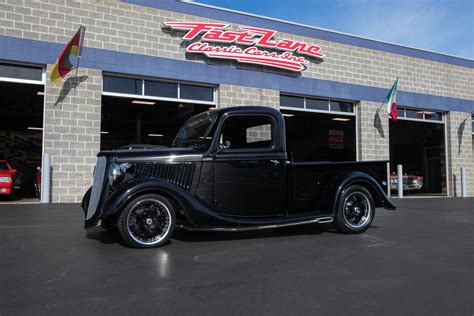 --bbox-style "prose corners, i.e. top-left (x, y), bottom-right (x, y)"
top-left (280, 93), bottom-right (356, 116)
top-left (0, 61), bottom-right (45, 85)
top-left (396, 107), bottom-right (445, 124)
top-left (102, 73), bottom-right (217, 106)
